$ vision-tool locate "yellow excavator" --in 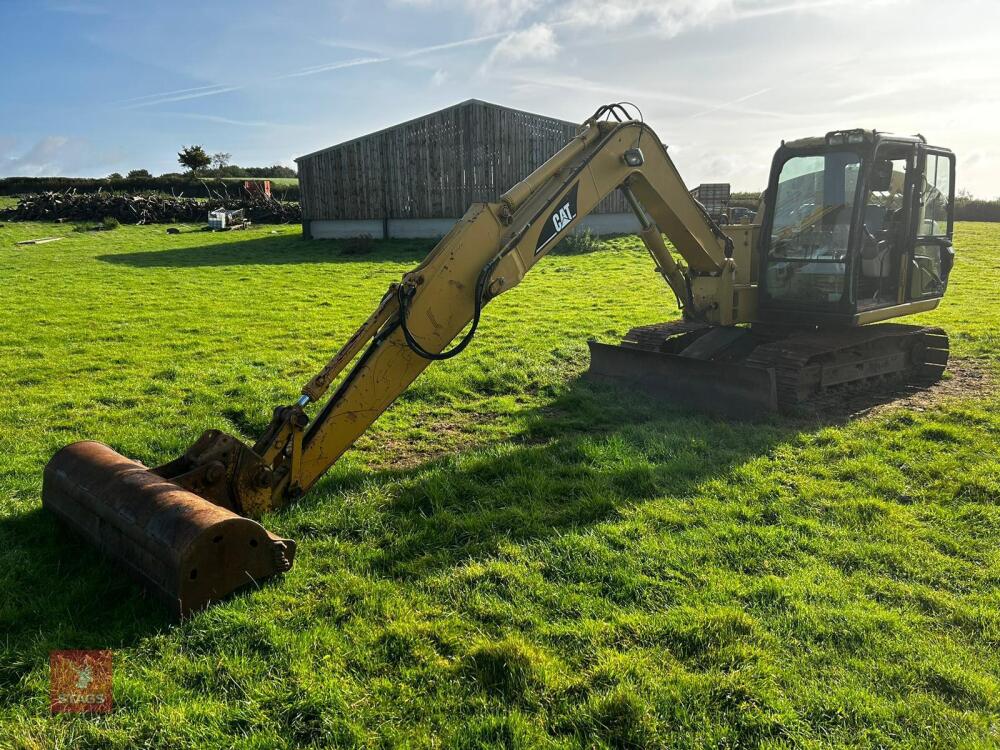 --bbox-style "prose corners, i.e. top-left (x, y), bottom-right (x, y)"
top-left (42, 104), bottom-right (956, 615)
